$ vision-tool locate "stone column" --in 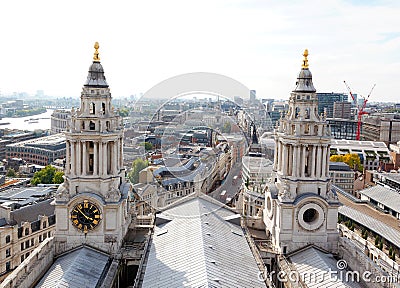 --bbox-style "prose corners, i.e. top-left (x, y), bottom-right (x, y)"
top-left (311, 146), bottom-right (316, 178)
top-left (321, 145), bottom-right (327, 178)
top-left (103, 142), bottom-right (107, 175)
top-left (82, 141), bottom-right (87, 176)
top-left (277, 141), bottom-right (282, 172)
top-left (70, 140), bottom-right (75, 176)
top-left (273, 139), bottom-right (279, 171)
top-left (326, 145), bottom-right (330, 177)
top-left (301, 146), bottom-right (306, 178)
top-left (76, 140), bottom-right (81, 176)
top-left (282, 144), bottom-right (288, 175)
top-left (119, 138), bottom-right (123, 169)
top-left (94, 142), bottom-right (98, 176)
top-left (65, 140), bottom-right (70, 174)
top-left (288, 145), bottom-right (292, 176)
top-left (113, 141), bottom-right (118, 174)
top-left (296, 145), bottom-right (301, 177)
top-left (292, 145), bottom-right (298, 177)
top-left (316, 146), bottom-right (322, 178)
